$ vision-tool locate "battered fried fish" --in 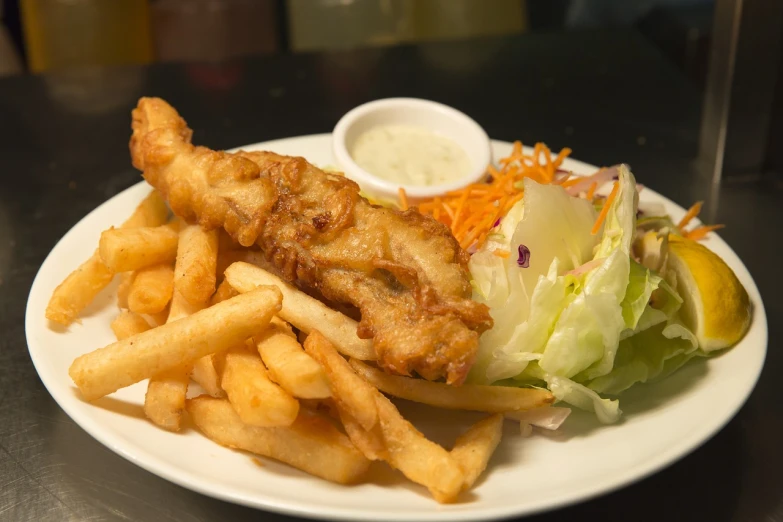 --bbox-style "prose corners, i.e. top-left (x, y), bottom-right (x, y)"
top-left (130, 98), bottom-right (491, 384)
